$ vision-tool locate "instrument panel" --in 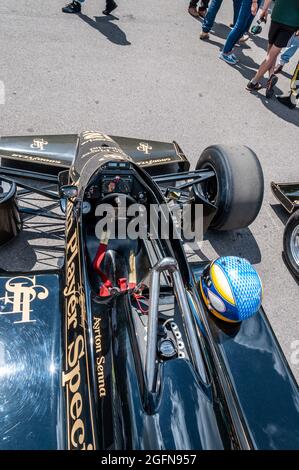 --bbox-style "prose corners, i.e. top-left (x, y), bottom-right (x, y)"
top-left (84, 161), bottom-right (148, 205)
top-left (101, 175), bottom-right (133, 195)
